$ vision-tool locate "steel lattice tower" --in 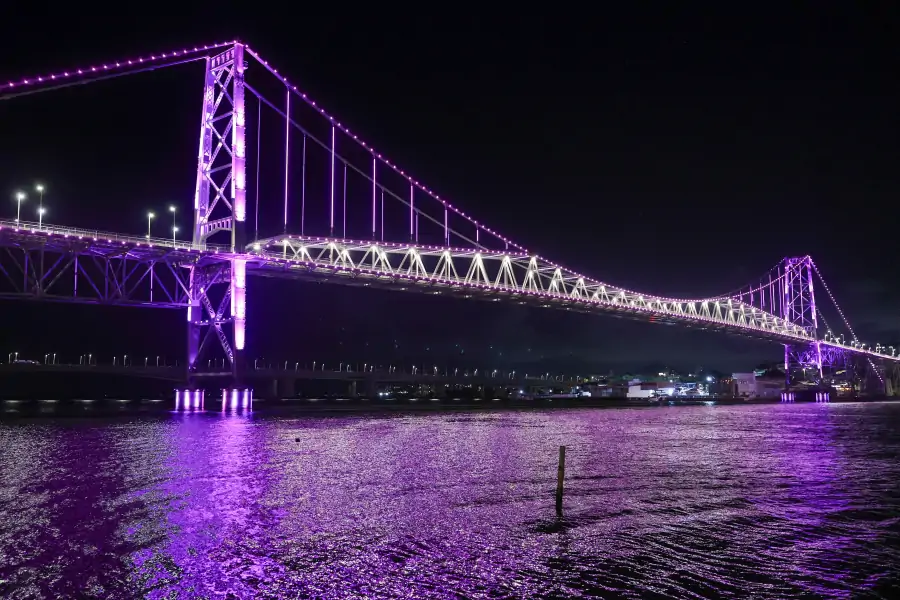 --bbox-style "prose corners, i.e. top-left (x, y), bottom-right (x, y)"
top-left (782, 256), bottom-right (823, 383)
top-left (187, 43), bottom-right (247, 380)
